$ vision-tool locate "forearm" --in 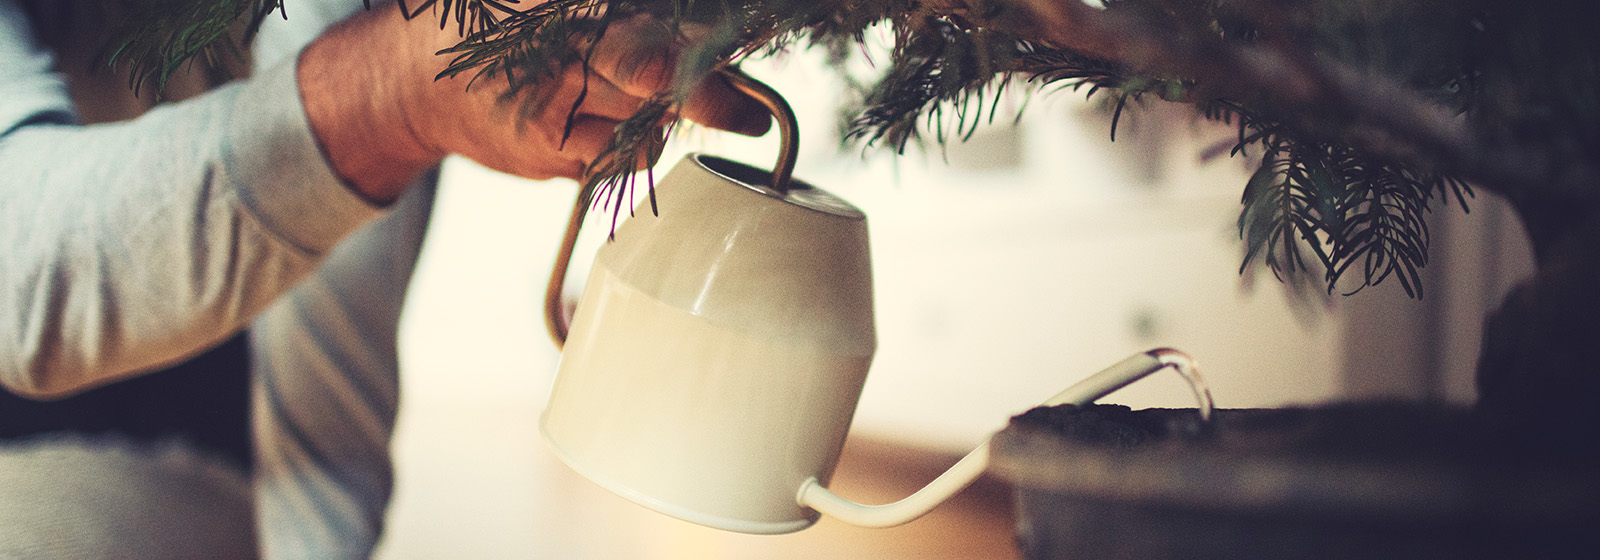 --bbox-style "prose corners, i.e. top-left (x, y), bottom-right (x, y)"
top-left (298, 3), bottom-right (448, 203)
top-left (0, 0), bottom-right (443, 398)
top-left (0, 60), bottom-right (383, 398)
